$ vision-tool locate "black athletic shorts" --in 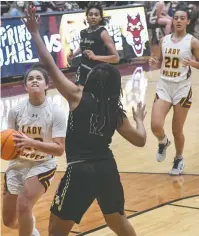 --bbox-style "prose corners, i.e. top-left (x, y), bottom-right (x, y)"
top-left (50, 158), bottom-right (124, 224)
top-left (75, 64), bottom-right (91, 86)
